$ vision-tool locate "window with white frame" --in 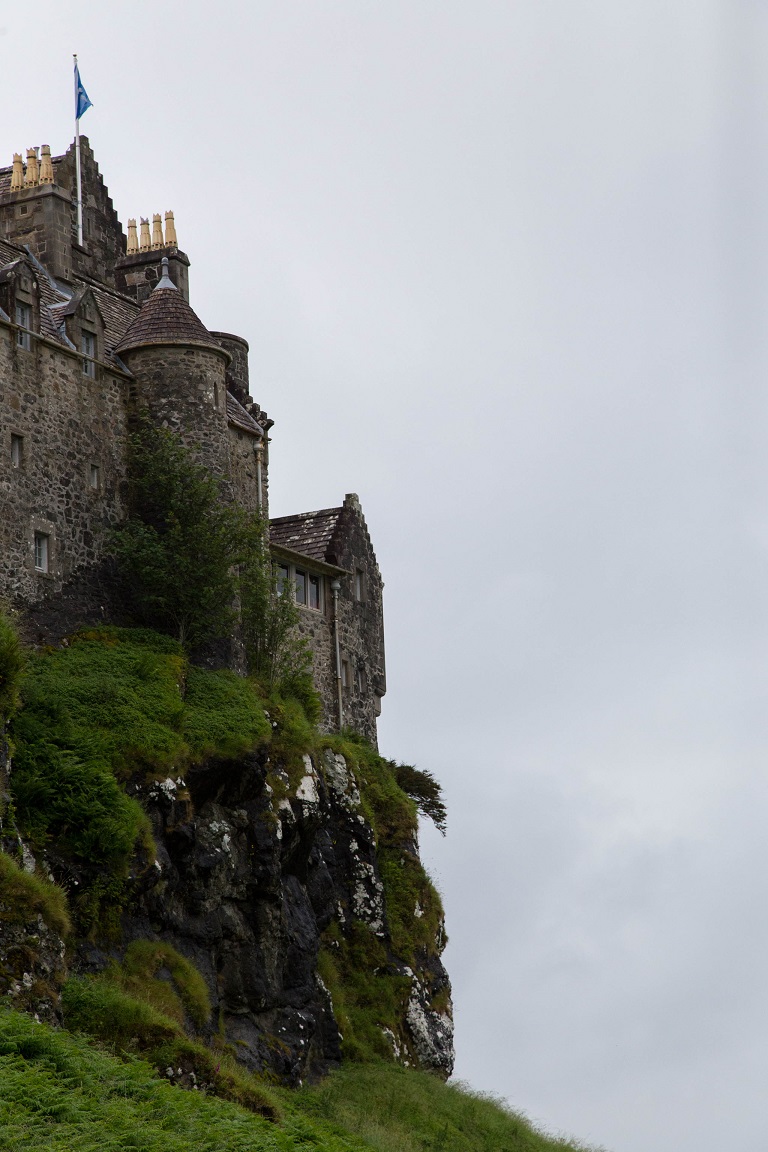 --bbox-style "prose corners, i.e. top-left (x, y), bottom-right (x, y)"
top-left (81, 330), bottom-right (96, 377)
top-left (15, 302), bottom-right (31, 350)
top-left (34, 532), bottom-right (49, 573)
top-left (275, 560), bottom-right (324, 610)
